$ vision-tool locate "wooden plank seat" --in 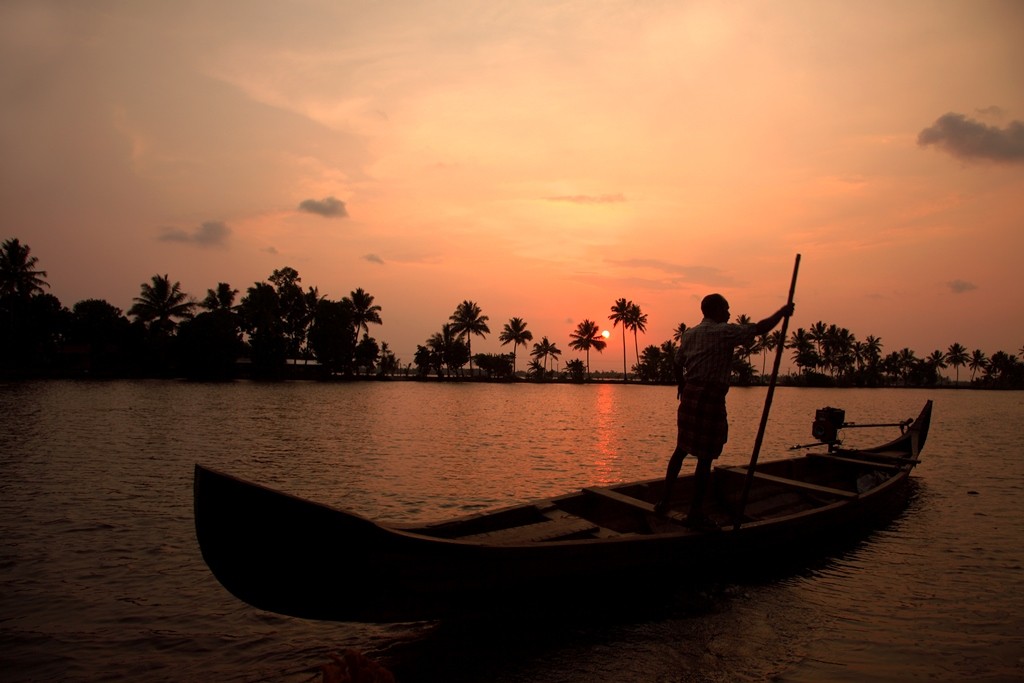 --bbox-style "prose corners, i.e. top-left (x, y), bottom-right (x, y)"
top-left (581, 486), bottom-right (695, 525)
top-left (457, 513), bottom-right (599, 544)
top-left (582, 486), bottom-right (658, 514)
top-left (718, 466), bottom-right (858, 499)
